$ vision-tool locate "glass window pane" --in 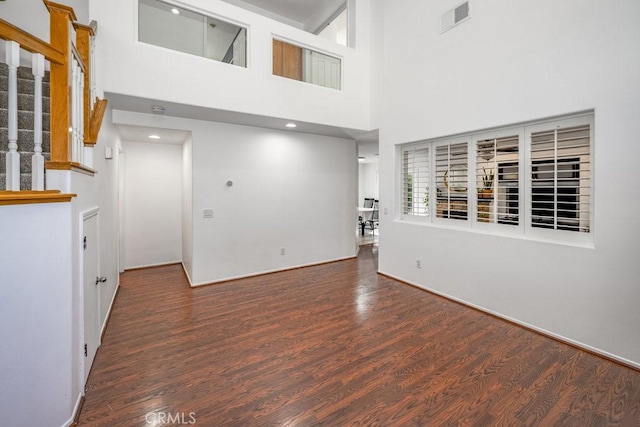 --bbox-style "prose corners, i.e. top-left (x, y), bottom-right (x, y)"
top-left (139, 0), bottom-right (247, 67)
top-left (273, 39), bottom-right (342, 90)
